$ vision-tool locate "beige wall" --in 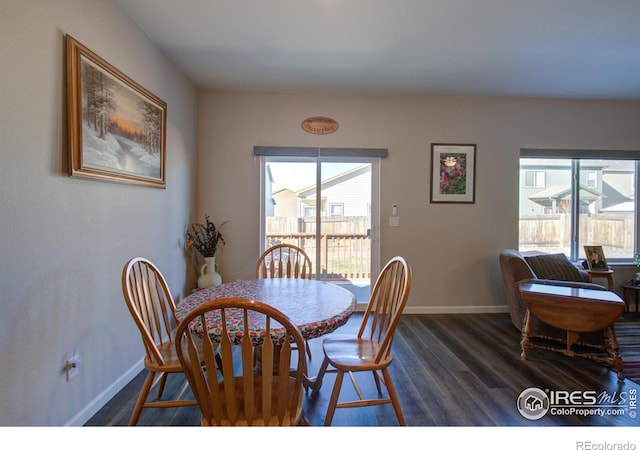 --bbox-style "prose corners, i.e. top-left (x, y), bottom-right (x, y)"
top-left (2, 0), bottom-right (640, 428)
top-left (198, 92), bottom-right (640, 313)
top-left (0, 1), bottom-right (197, 425)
